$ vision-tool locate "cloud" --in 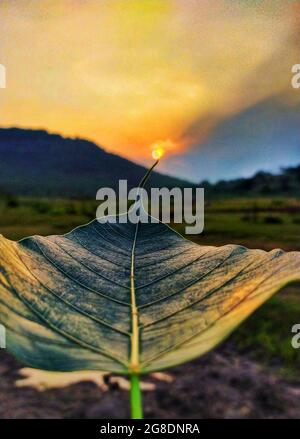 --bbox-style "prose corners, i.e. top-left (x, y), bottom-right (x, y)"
top-left (1, 0), bottom-right (299, 163)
